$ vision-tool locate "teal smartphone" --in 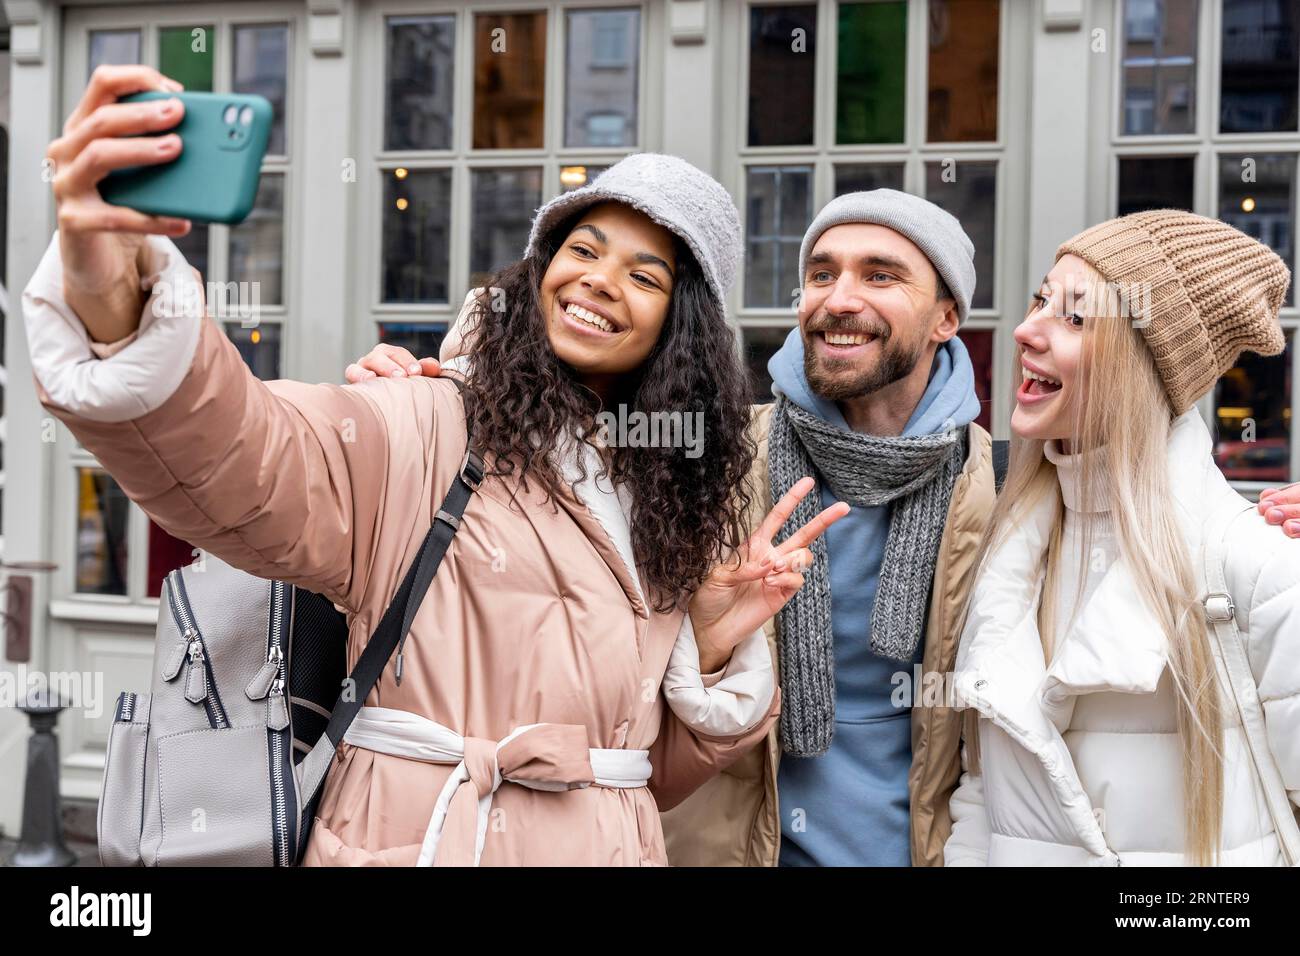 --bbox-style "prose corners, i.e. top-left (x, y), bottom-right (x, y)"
top-left (97, 90), bottom-right (272, 225)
